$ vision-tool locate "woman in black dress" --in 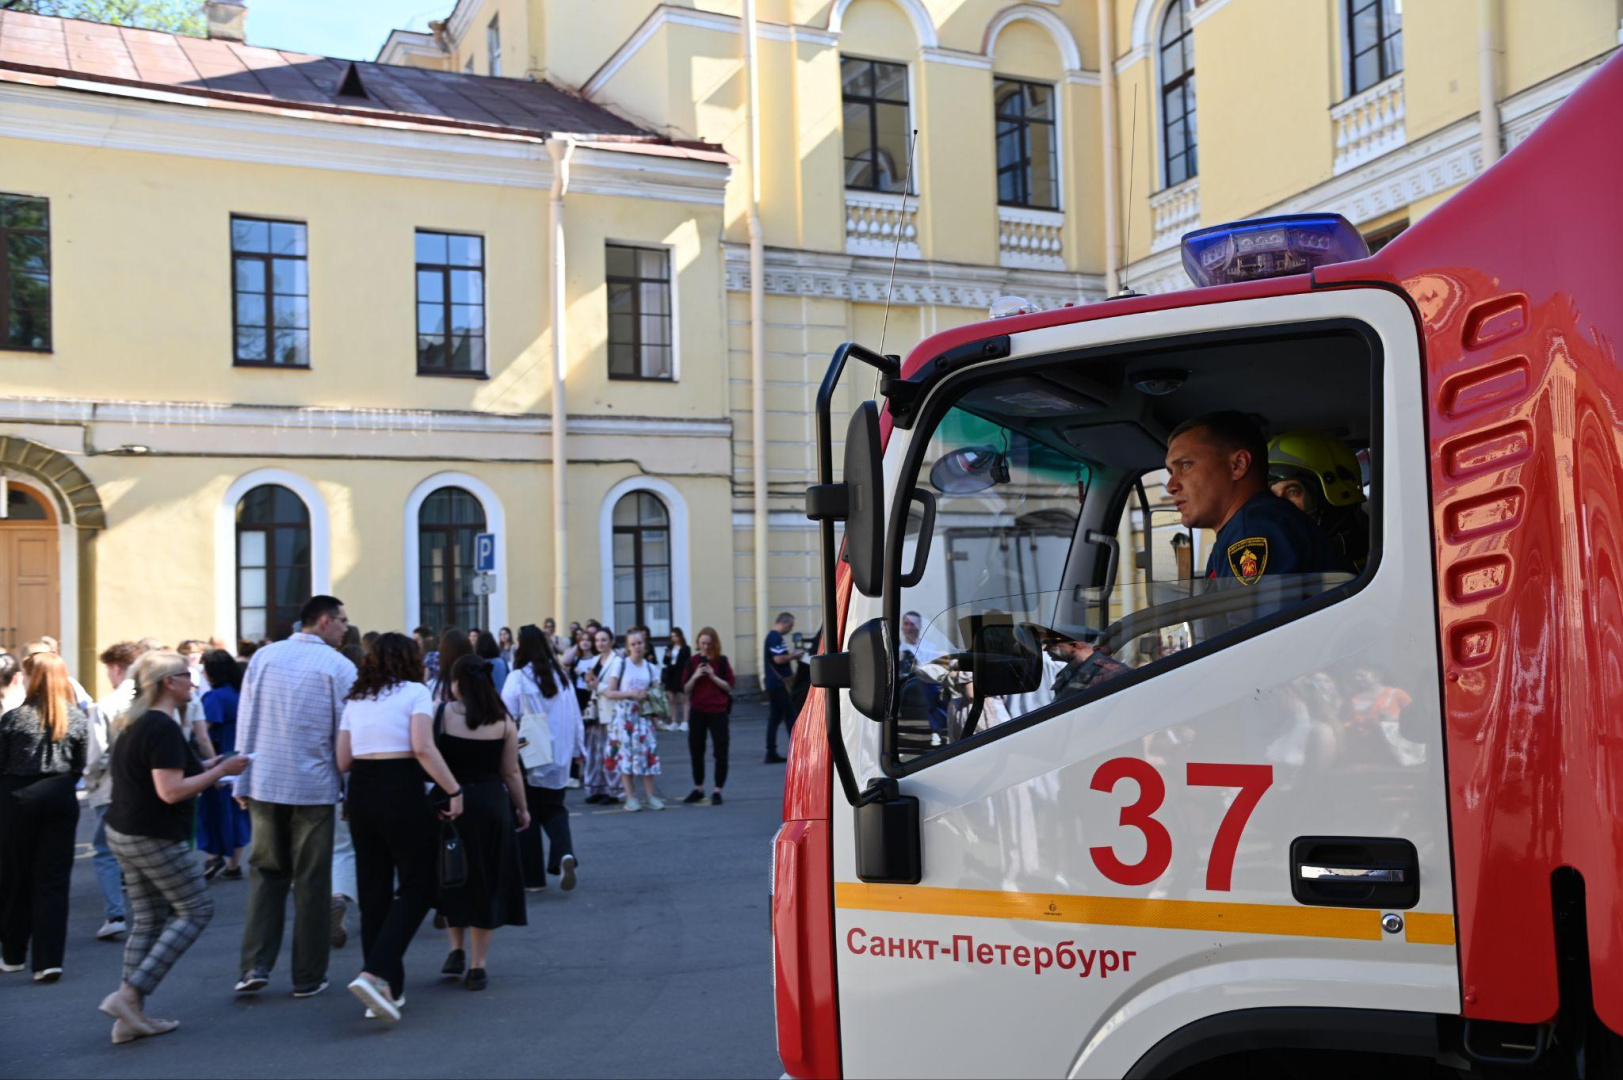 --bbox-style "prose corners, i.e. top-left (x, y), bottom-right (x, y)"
top-left (435, 654), bottom-right (529, 991)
